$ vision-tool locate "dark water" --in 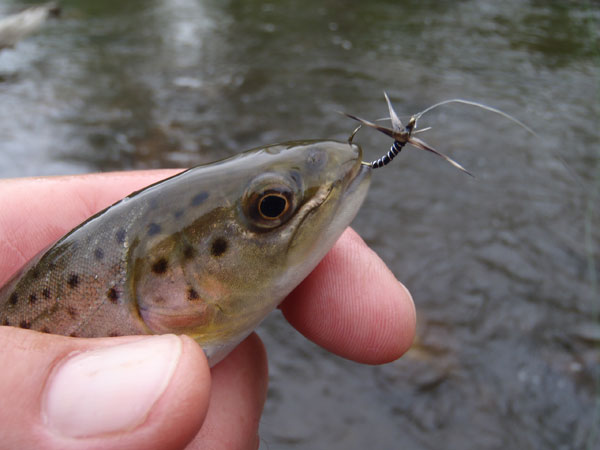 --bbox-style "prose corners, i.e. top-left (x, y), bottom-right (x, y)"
top-left (1, 0), bottom-right (598, 448)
